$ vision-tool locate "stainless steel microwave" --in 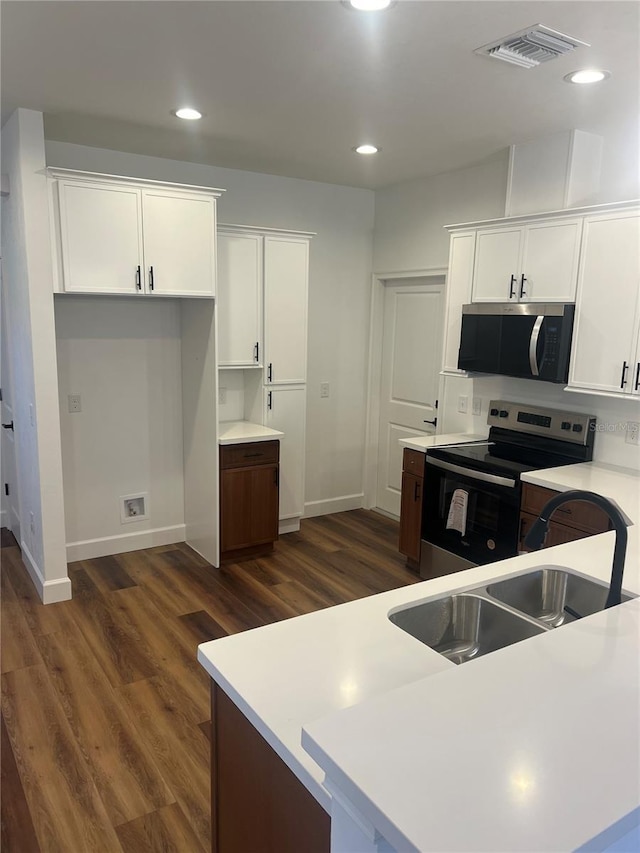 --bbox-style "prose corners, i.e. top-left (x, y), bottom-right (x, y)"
top-left (458, 303), bottom-right (575, 383)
